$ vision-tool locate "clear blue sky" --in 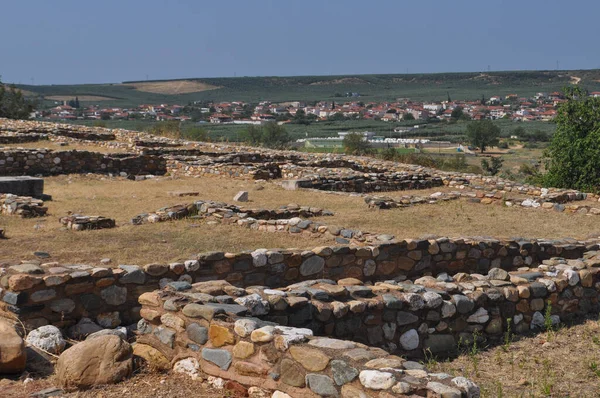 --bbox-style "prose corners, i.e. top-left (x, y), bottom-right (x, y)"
top-left (2, 0), bottom-right (598, 85)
